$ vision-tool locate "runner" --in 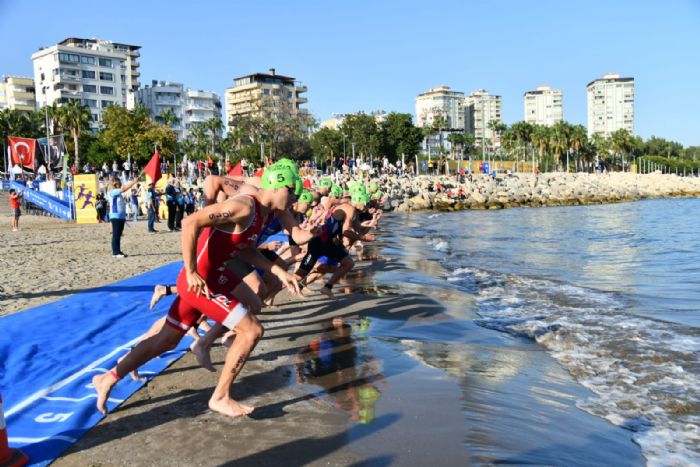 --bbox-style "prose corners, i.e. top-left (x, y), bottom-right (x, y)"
top-left (92, 165), bottom-right (302, 419)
